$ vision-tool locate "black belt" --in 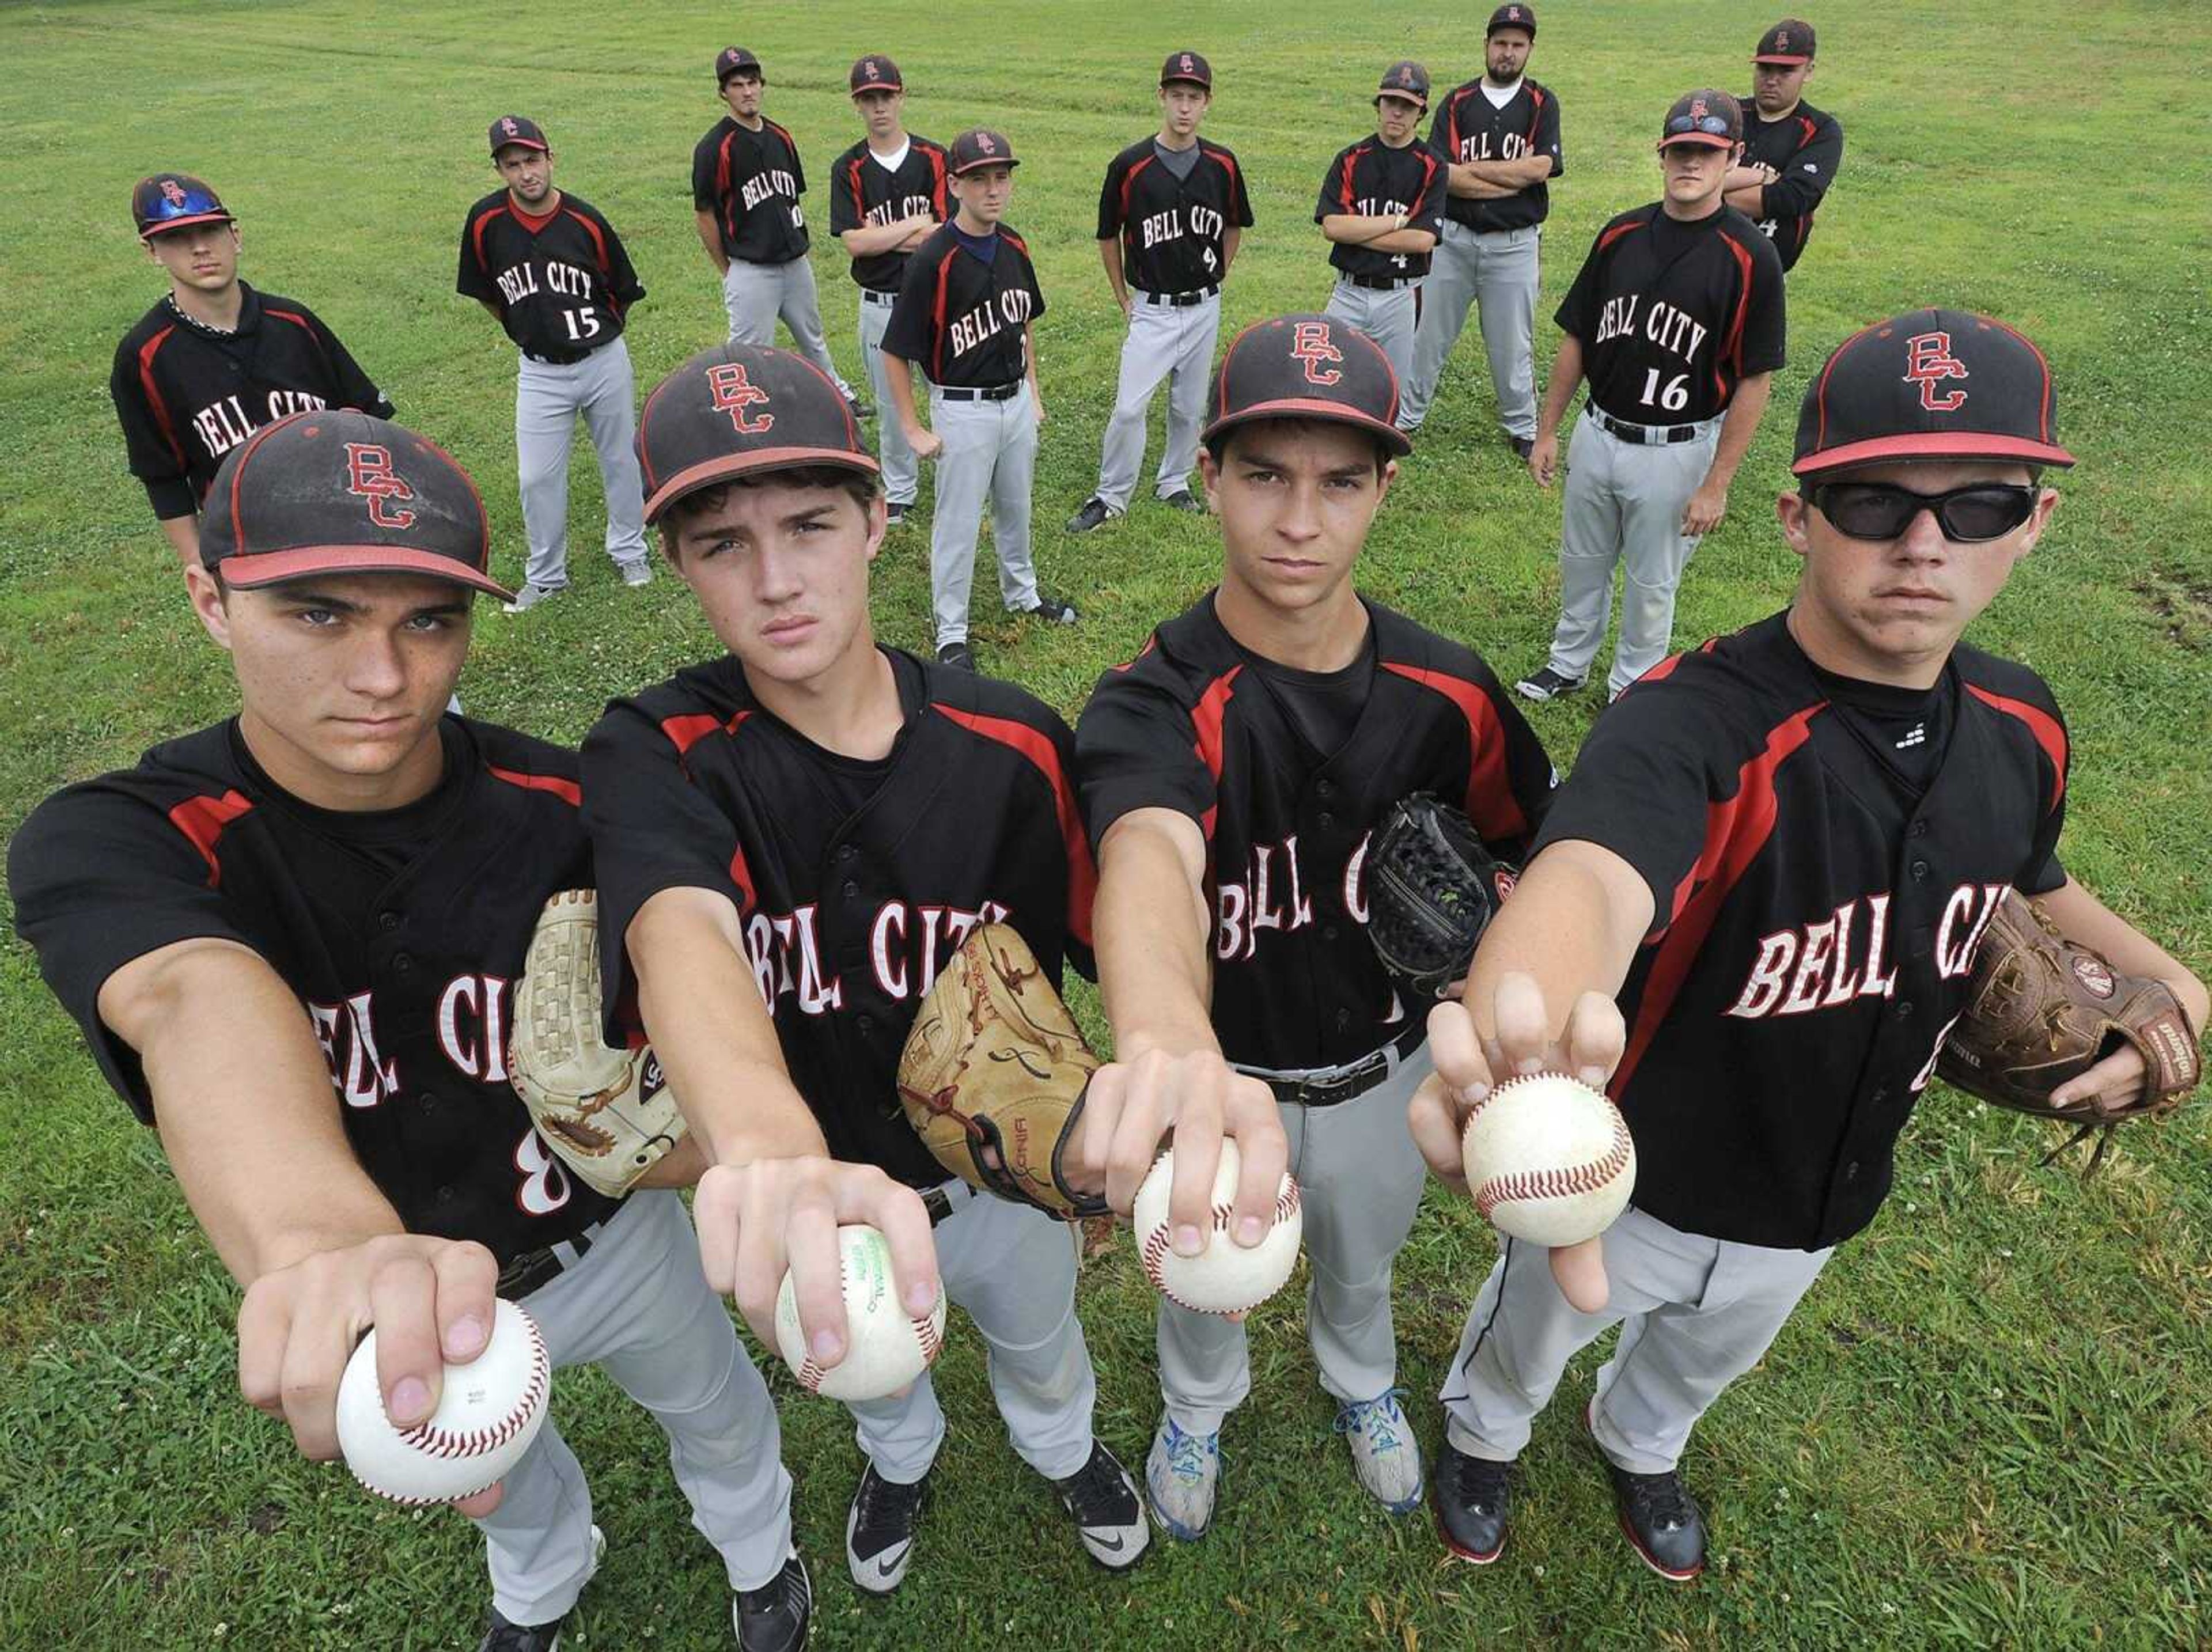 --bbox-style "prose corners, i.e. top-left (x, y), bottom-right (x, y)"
top-left (861, 287), bottom-right (898, 305)
top-left (1586, 403), bottom-right (1709, 445)
top-left (938, 381), bottom-right (1024, 402)
top-left (1346, 272), bottom-right (1419, 291)
top-left (523, 347), bottom-right (590, 366)
top-left (498, 1227), bottom-right (594, 1298)
top-left (1241, 1020), bottom-right (1427, 1110)
top-left (1139, 285), bottom-right (1219, 307)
